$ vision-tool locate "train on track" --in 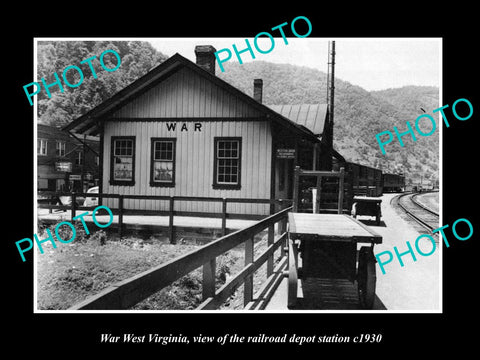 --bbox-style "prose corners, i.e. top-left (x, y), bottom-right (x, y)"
top-left (335, 161), bottom-right (405, 197)
top-left (297, 159), bottom-right (406, 214)
top-left (297, 155), bottom-right (438, 216)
